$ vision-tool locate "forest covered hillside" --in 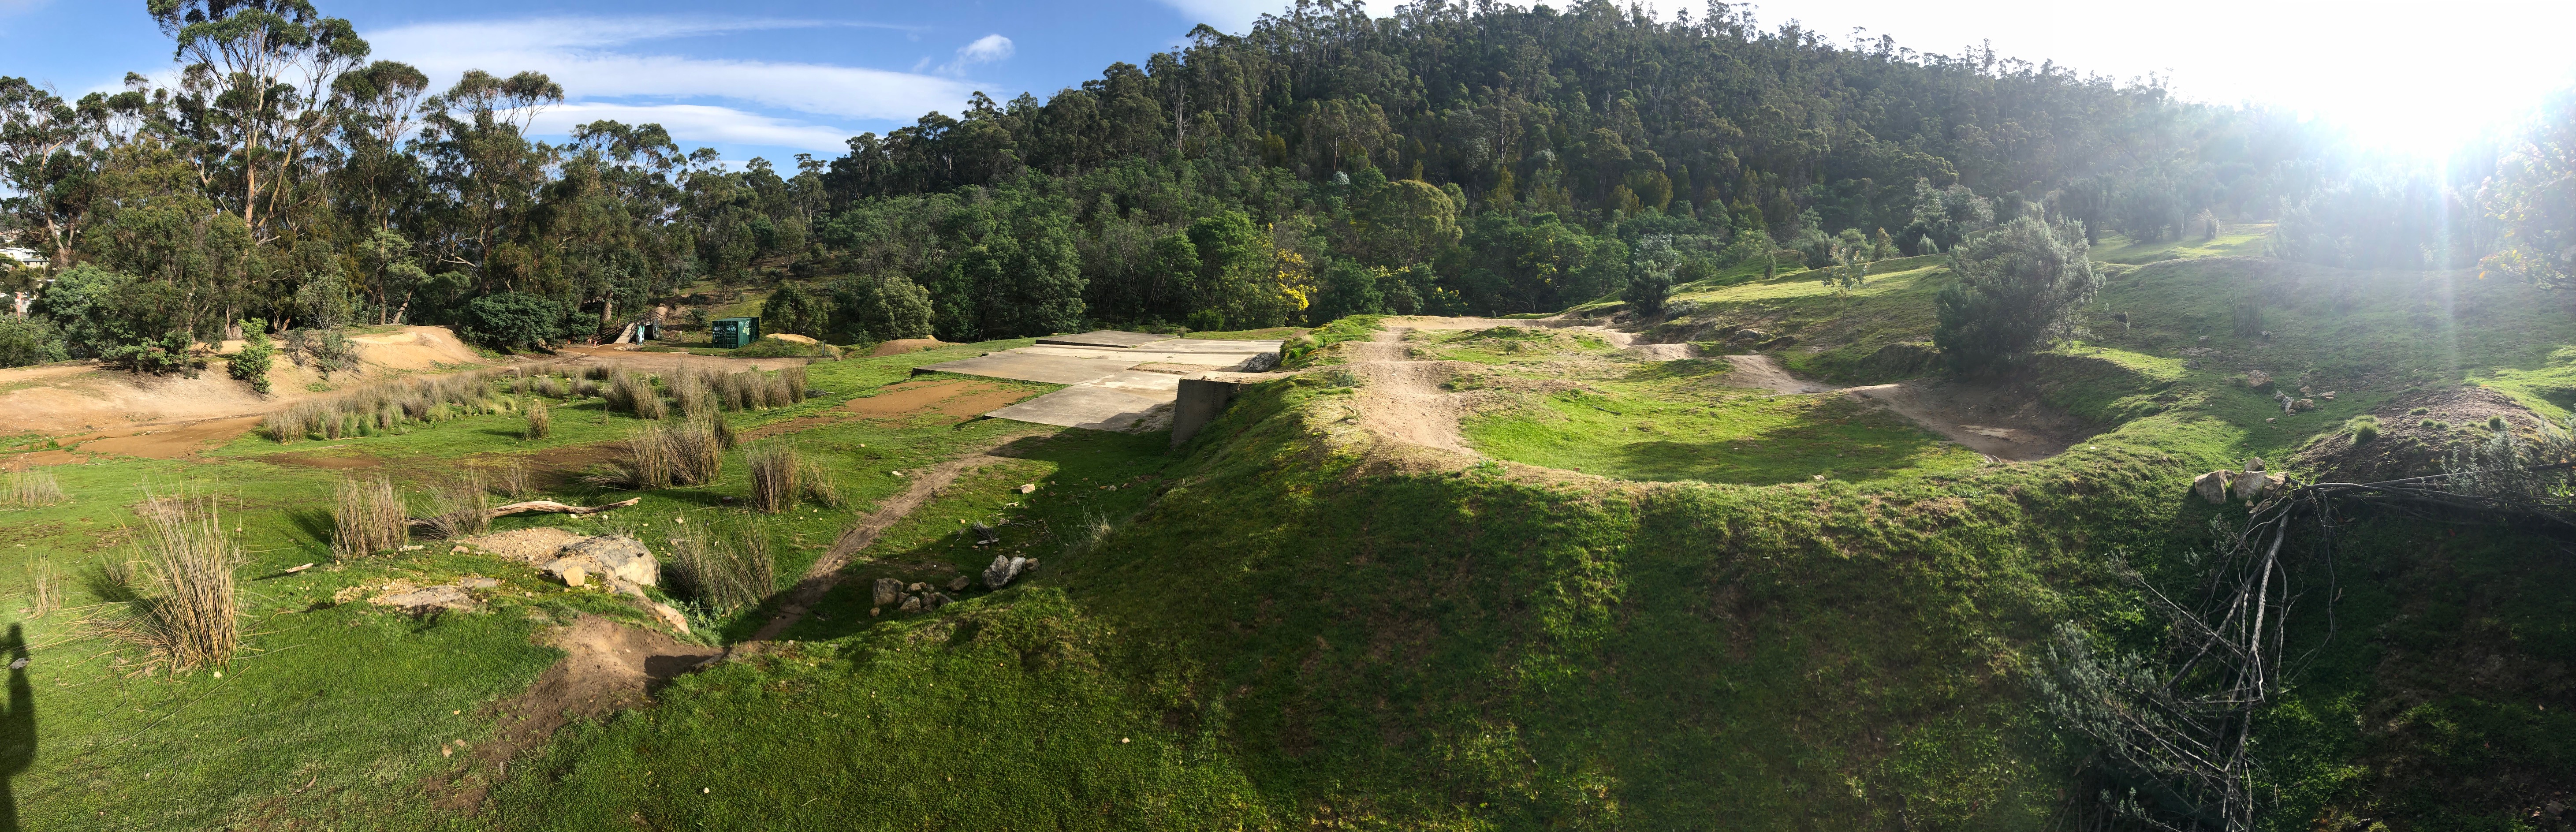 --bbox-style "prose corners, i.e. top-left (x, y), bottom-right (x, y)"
top-left (6, 0), bottom-right (2566, 366)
